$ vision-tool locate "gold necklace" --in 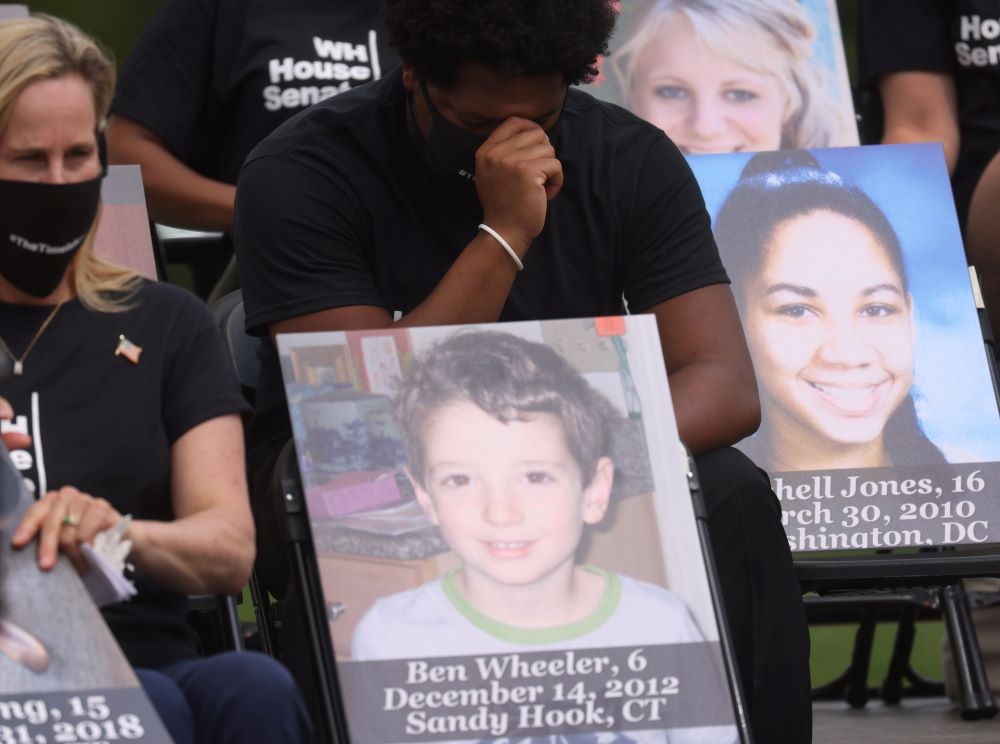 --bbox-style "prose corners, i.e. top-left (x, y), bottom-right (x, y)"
top-left (0, 301), bottom-right (64, 376)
